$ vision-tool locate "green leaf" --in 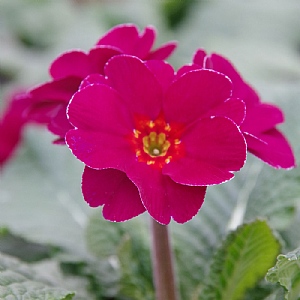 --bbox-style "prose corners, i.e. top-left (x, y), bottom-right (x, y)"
top-left (244, 279), bottom-right (288, 300)
top-left (0, 251), bottom-right (75, 300)
top-left (59, 254), bottom-right (120, 299)
top-left (85, 213), bottom-right (154, 299)
top-left (266, 247), bottom-right (300, 300)
top-left (263, 287), bottom-right (286, 300)
top-left (161, 0), bottom-right (197, 29)
top-left (85, 212), bottom-right (150, 261)
top-left (0, 129), bottom-right (91, 257)
top-left (117, 235), bottom-right (154, 300)
top-left (0, 227), bottom-right (60, 262)
top-left (200, 220), bottom-right (281, 300)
